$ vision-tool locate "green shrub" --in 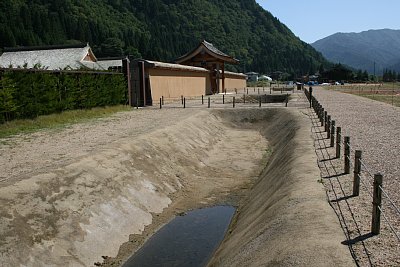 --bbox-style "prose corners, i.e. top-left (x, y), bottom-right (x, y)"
top-left (0, 70), bottom-right (127, 123)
